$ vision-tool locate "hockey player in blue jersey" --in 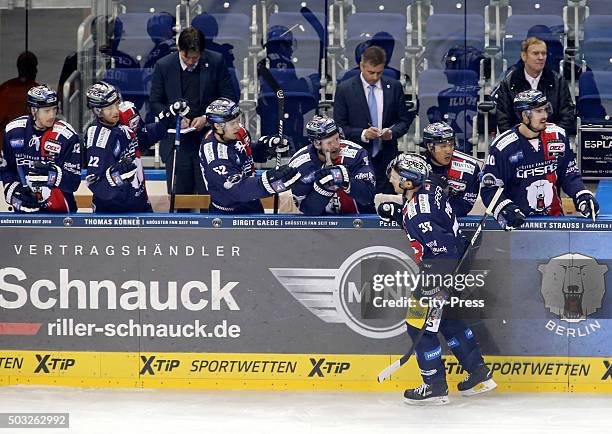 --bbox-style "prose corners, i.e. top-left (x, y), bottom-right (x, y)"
top-left (377, 153), bottom-right (496, 405)
top-left (481, 90), bottom-right (598, 230)
top-left (288, 115), bottom-right (376, 215)
top-left (1, 85), bottom-right (81, 213)
top-left (199, 97), bottom-right (300, 214)
top-left (423, 122), bottom-right (481, 216)
top-left (84, 81), bottom-right (189, 213)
